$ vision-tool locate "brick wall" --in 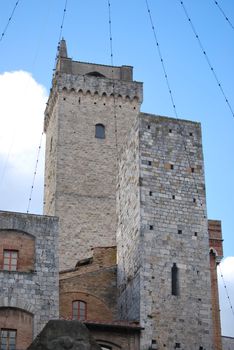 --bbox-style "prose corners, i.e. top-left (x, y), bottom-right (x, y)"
top-left (85, 323), bottom-right (141, 350)
top-left (0, 308), bottom-right (33, 349)
top-left (0, 230), bottom-right (34, 272)
top-left (60, 247), bottom-right (118, 322)
top-left (209, 220), bottom-right (223, 350)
